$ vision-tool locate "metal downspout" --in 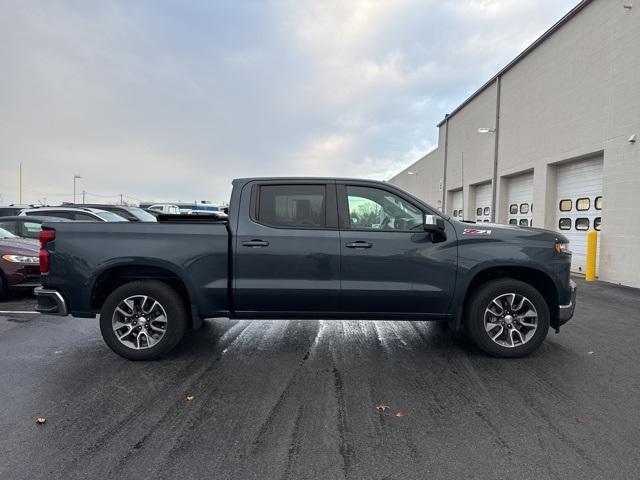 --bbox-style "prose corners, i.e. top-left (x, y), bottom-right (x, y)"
top-left (491, 76), bottom-right (501, 222)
